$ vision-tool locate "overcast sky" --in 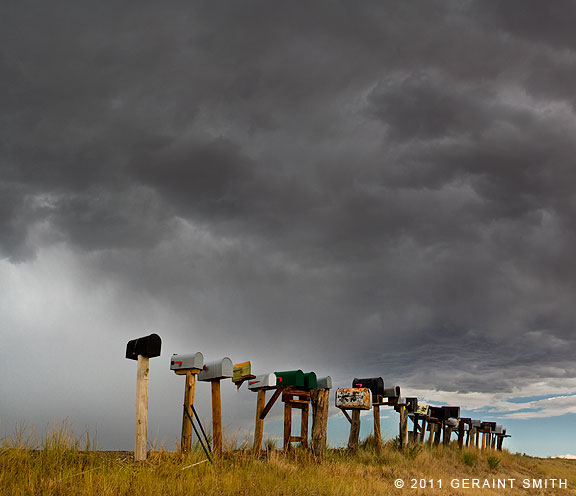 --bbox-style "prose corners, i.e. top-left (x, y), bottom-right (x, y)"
top-left (1, 0), bottom-right (576, 457)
